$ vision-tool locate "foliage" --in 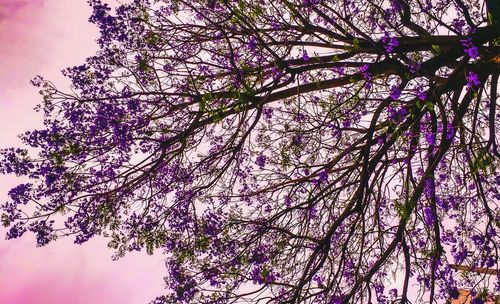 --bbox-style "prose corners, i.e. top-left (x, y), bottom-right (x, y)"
top-left (1, 0), bottom-right (499, 303)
